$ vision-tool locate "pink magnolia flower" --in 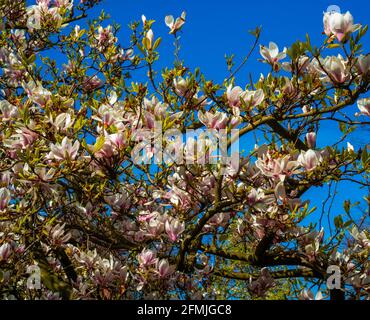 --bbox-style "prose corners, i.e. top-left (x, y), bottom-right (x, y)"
top-left (29, 85), bottom-right (52, 107)
top-left (357, 98), bottom-right (370, 116)
top-left (107, 132), bottom-right (126, 150)
top-left (297, 149), bottom-right (323, 171)
top-left (92, 104), bottom-right (124, 128)
top-left (255, 153), bottom-right (300, 181)
top-left (0, 171), bottom-right (11, 187)
top-left (260, 42), bottom-right (286, 71)
top-left (145, 29), bottom-right (154, 50)
top-left (46, 223), bottom-right (71, 246)
top-left (173, 77), bottom-right (191, 97)
top-left (166, 184), bottom-right (193, 210)
top-left (156, 259), bottom-right (174, 278)
top-left (4, 127), bottom-right (38, 150)
top-left (282, 56), bottom-right (310, 74)
top-left (94, 25), bottom-right (117, 51)
top-left (320, 55), bottom-right (350, 83)
top-left (47, 137), bottom-right (80, 161)
top-left (248, 268), bottom-right (275, 298)
top-left (104, 192), bottom-right (130, 211)
top-left (82, 75), bottom-right (104, 93)
top-left (165, 11), bottom-right (186, 34)
top-left (305, 132), bottom-right (316, 149)
top-left (299, 289), bottom-right (324, 300)
top-left (323, 11), bottom-right (360, 42)
top-left (207, 212), bottom-right (230, 228)
top-left (54, 0), bottom-right (73, 10)
top-left (0, 242), bottom-right (12, 262)
top-left (145, 216), bottom-right (166, 238)
top-left (356, 54), bottom-right (370, 75)
top-left (280, 77), bottom-right (296, 98)
top-left (165, 218), bottom-right (185, 242)
top-left (0, 188), bottom-right (11, 210)
top-left (241, 89), bottom-right (265, 108)
top-left (94, 140), bottom-right (115, 159)
top-left (137, 248), bottom-right (158, 267)
top-left (0, 100), bottom-right (18, 121)
top-left (226, 85), bottom-right (244, 109)
top-left (49, 112), bottom-right (73, 131)
top-left (198, 110), bottom-right (228, 130)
